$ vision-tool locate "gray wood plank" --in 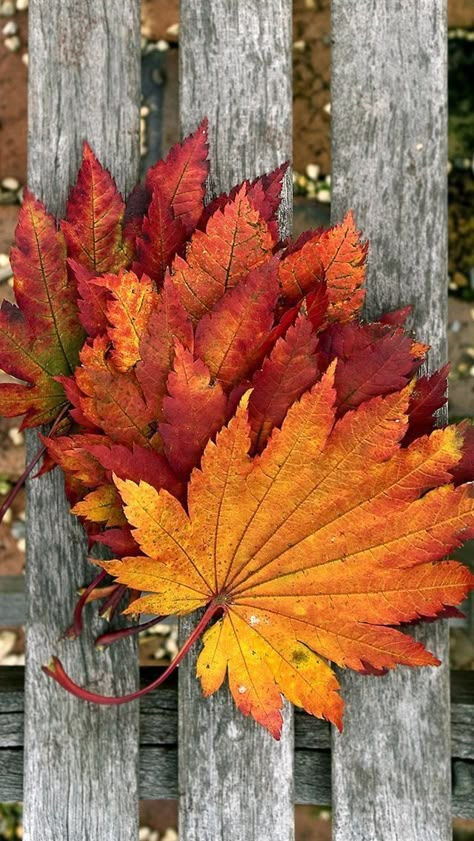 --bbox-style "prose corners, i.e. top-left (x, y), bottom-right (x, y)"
top-left (24, 3), bottom-right (141, 840)
top-left (0, 576), bottom-right (25, 626)
top-left (179, 3), bottom-right (294, 839)
top-left (1, 667), bottom-right (473, 815)
top-left (330, 2), bottom-right (450, 839)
